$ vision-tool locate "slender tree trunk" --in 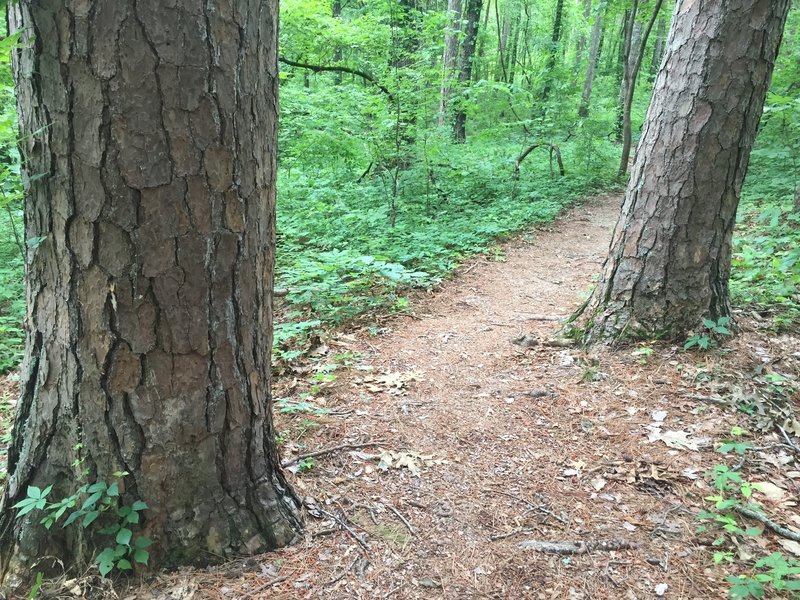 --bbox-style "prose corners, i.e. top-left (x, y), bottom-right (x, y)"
top-left (573, 0), bottom-right (592, 73)
top-left (578, 4), bottom-right (603, 118)
top-left (650, 14), bottom-right (667, 76)
top-left (508, 16), bottom-right (521, 84)
top-left (618, 0), bottom-right (665, 177)
top-left (615, 7), bottom-right (636, 142)
top-left (495, 2), bottom-right (511, 82)
top-left (438, 0), bottom-right (462, 126)
top-left (575, 0), bottom-right (791, 344)
top-left (0, 0), bottom-right (301, 590)
top-left (473, 0), bottom-right (491, 81)
top-left (333, 0), bottom-right (343, 84)
top-left (453, 0), bottom-right (483, 142)
top-left (541, 0), bottom-right (565, 100)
